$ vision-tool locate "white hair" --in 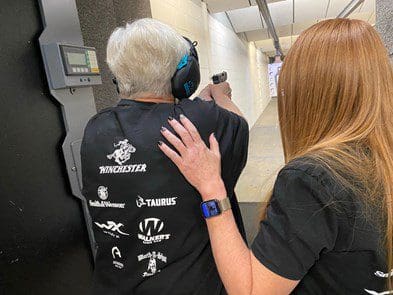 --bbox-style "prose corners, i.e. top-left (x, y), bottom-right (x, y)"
top-left (106, 18), bottom-right (189, 98)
